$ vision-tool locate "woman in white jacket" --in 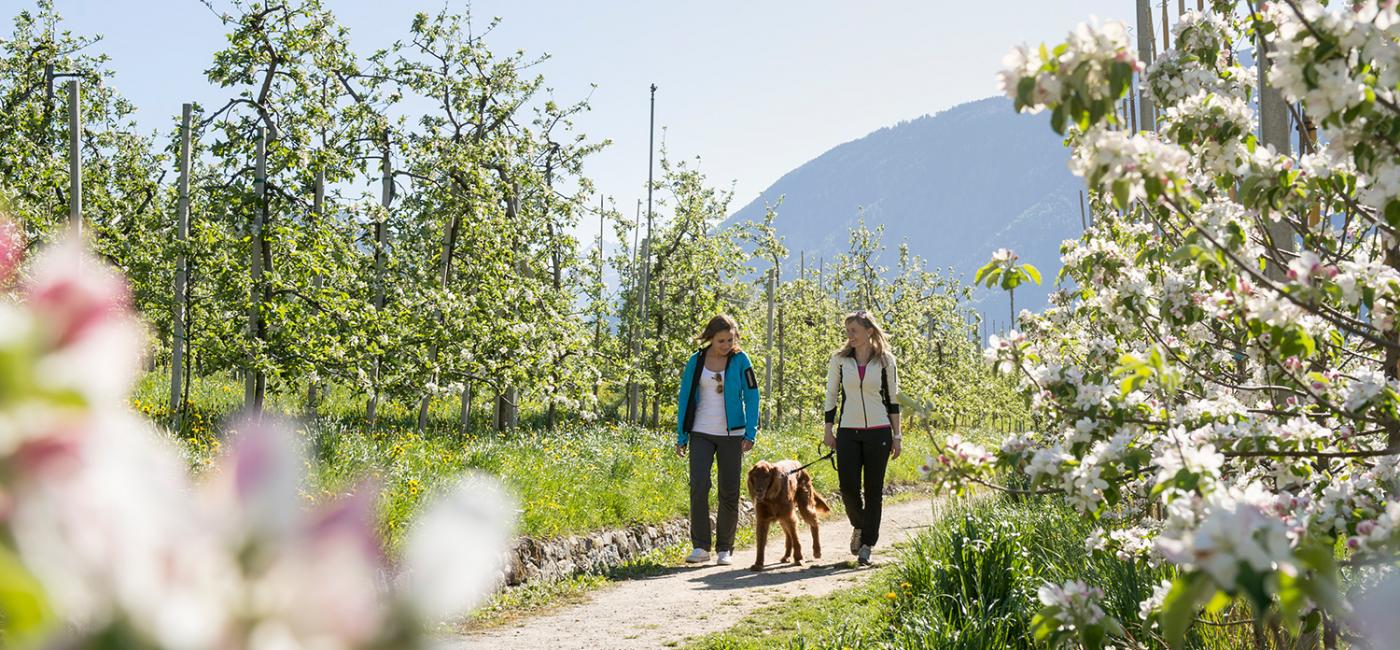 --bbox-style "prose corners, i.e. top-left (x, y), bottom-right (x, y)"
top-left (822, 310), bottom-right (901, 566)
